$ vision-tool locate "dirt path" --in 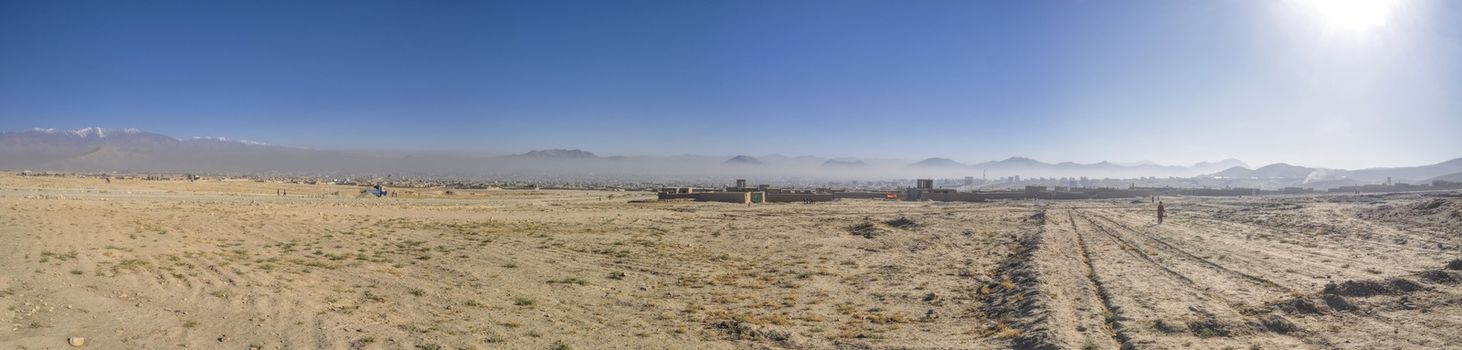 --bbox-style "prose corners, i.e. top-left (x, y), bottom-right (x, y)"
top-left (1028, 209), bottom-right (1122, 349)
